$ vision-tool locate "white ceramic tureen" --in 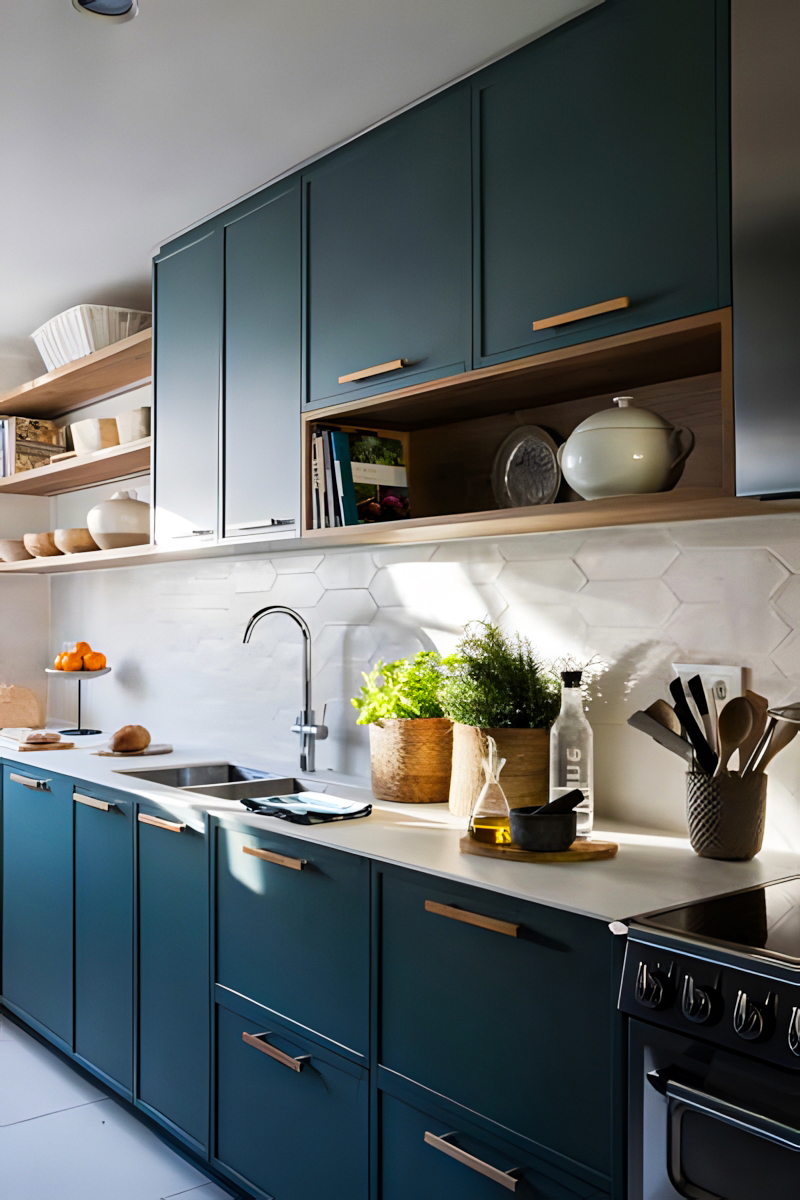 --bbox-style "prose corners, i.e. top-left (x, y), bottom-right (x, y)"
top-left (87, 489), bottom-right (150, 550)
top-left (557, 397), bottom-right (695, 500)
